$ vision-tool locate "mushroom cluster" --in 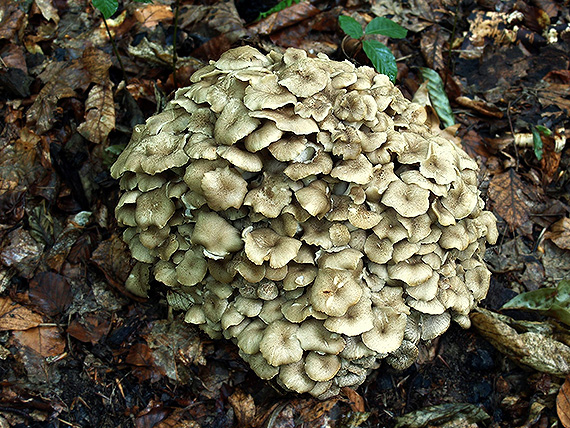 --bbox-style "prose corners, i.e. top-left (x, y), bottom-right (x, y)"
top-left (111, 46), bottom-right (498, 399)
